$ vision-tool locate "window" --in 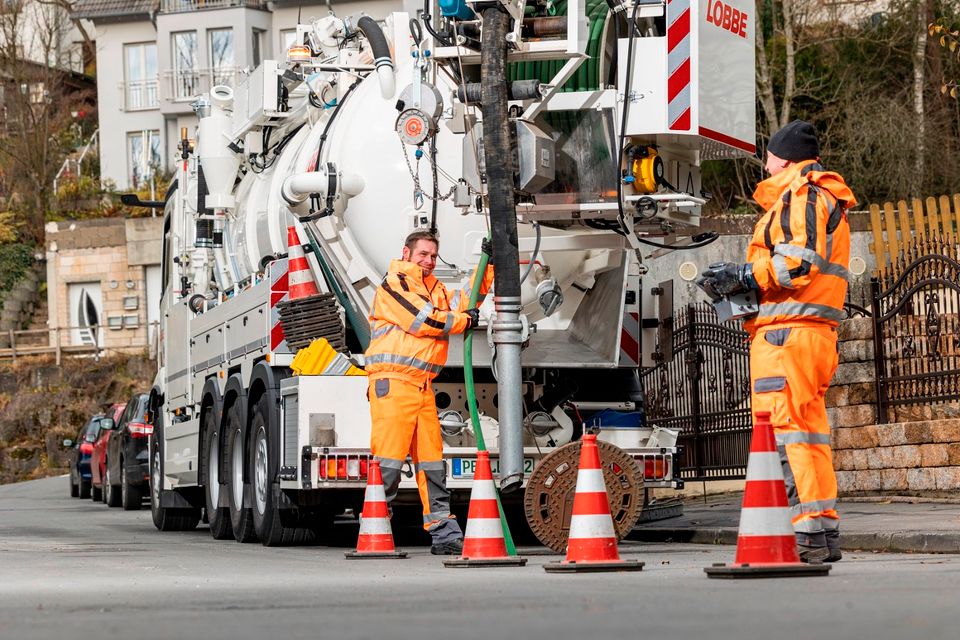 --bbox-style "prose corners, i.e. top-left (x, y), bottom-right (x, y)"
top-left (124, 42), bottom-right (158, 110)
top-left (172, 31), bottom-right (198, 100)
top-left (128, 130), bottom-right (161, 188)
top-left (280, 29), bottom-right (298, 52)
top-left (208, 28), bottom-right (234, 87)
top-left (252, 28), bottom-right (264, 68)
